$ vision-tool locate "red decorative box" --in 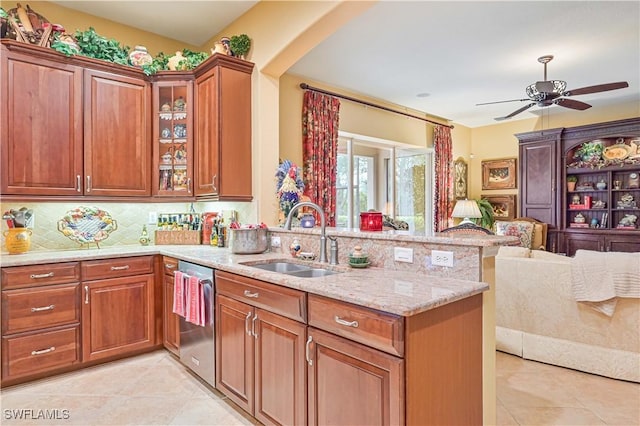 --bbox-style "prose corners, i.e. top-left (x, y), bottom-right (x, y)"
top-left (569, 204), bottom-right (585, 210)
top-left (360, 212), bottom-right (383, 231)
